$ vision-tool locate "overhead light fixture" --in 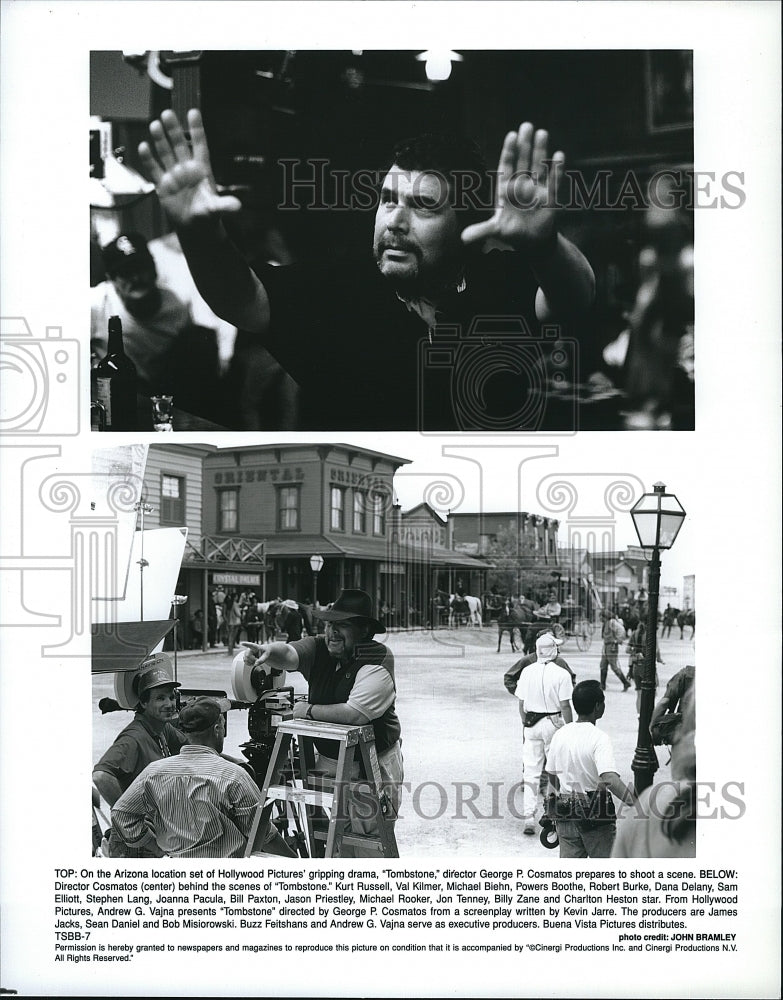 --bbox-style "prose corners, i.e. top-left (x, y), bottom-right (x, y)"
top-left (416, 50), bottom-right (463, 82)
